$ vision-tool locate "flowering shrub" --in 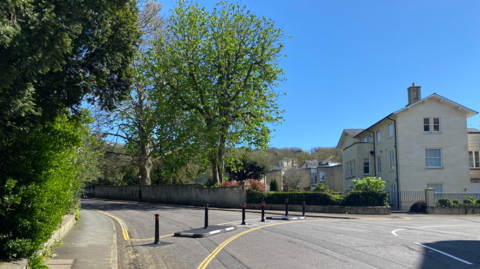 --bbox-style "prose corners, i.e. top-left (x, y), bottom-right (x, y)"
top-left (246, 179), bottom-right (266, 192)
top-left (221, 180), bottom-right (239, 187)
